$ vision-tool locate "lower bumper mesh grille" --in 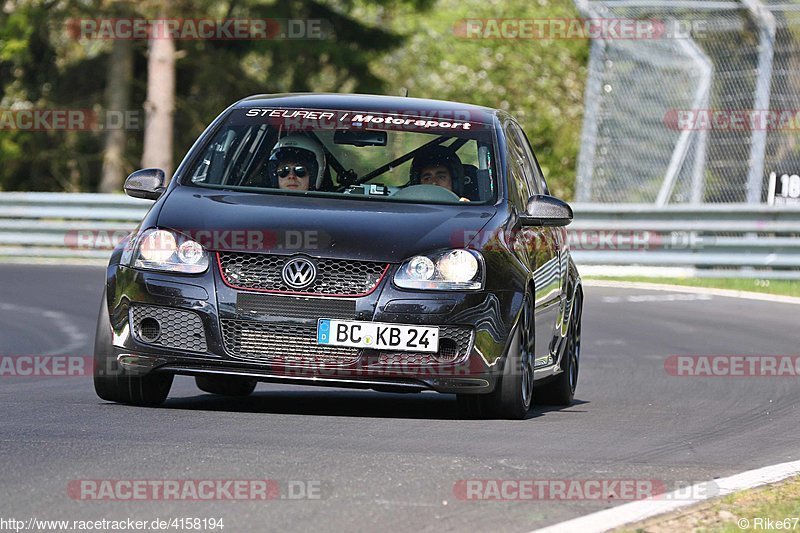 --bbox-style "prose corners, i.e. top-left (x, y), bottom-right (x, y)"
top-left (130, 305), bottom-right (207, 352)
top-left (376, 326), bottom-right (473, 365)
top-left (221, 319), bottom-right (360, 364)
top-left (221, 314), bottom-right (473, 367)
